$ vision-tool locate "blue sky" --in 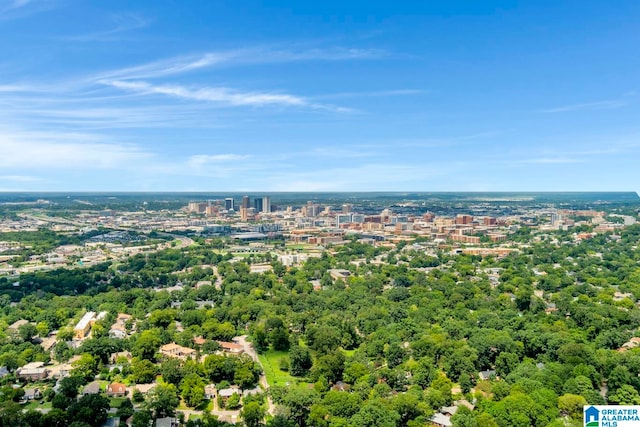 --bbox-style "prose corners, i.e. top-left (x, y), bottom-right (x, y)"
top-left (1, 0), bottom-right (639, 192)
